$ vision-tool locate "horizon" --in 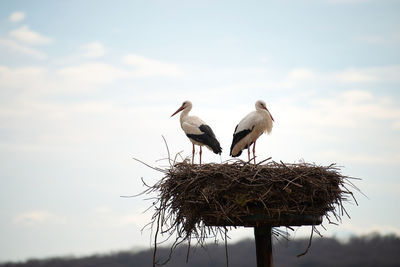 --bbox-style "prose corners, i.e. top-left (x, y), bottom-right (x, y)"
top-left (0, 232), bottom-right (398, 264)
